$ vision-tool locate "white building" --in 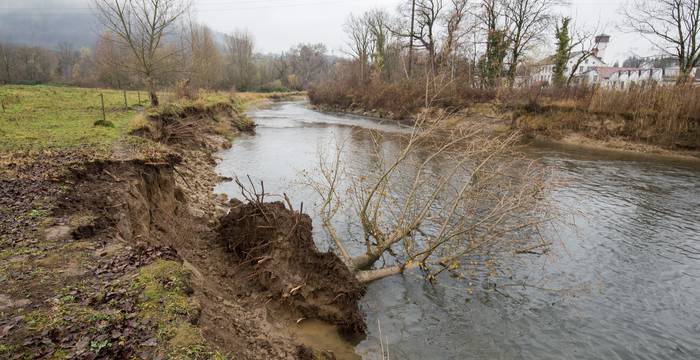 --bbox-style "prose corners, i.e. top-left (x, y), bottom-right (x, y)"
top-left (530, 33), bottom-right (700, 88)
top-left (531, 34), bottom-right (610, 85)
top-left (582, 66), bottom-right (699, 89)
